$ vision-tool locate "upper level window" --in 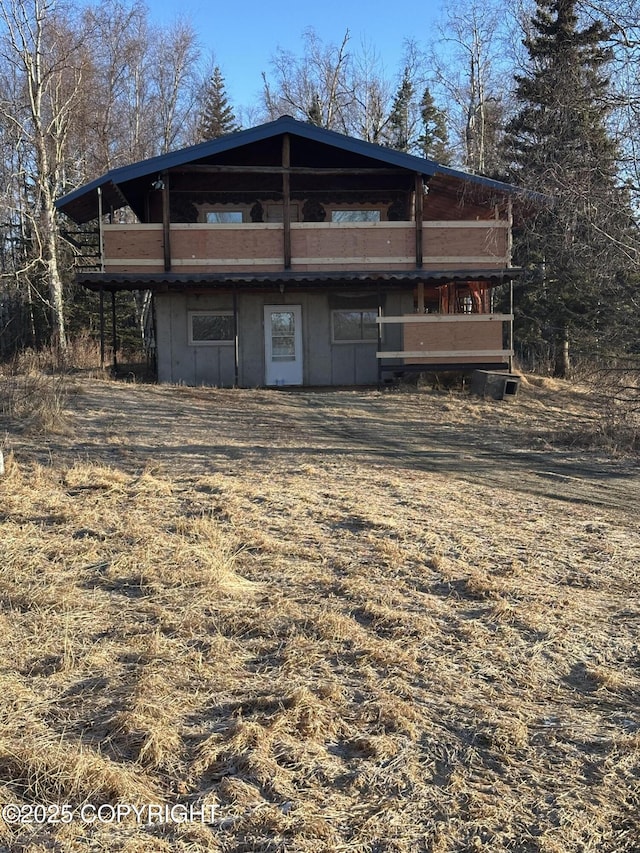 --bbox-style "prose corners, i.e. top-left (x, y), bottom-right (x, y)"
top-left (188, 311), bottom-right (234, 345)
top-left (331, 210), bottom-right (381, 223)
top-left (206, 210), bottom-right (243, 223)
